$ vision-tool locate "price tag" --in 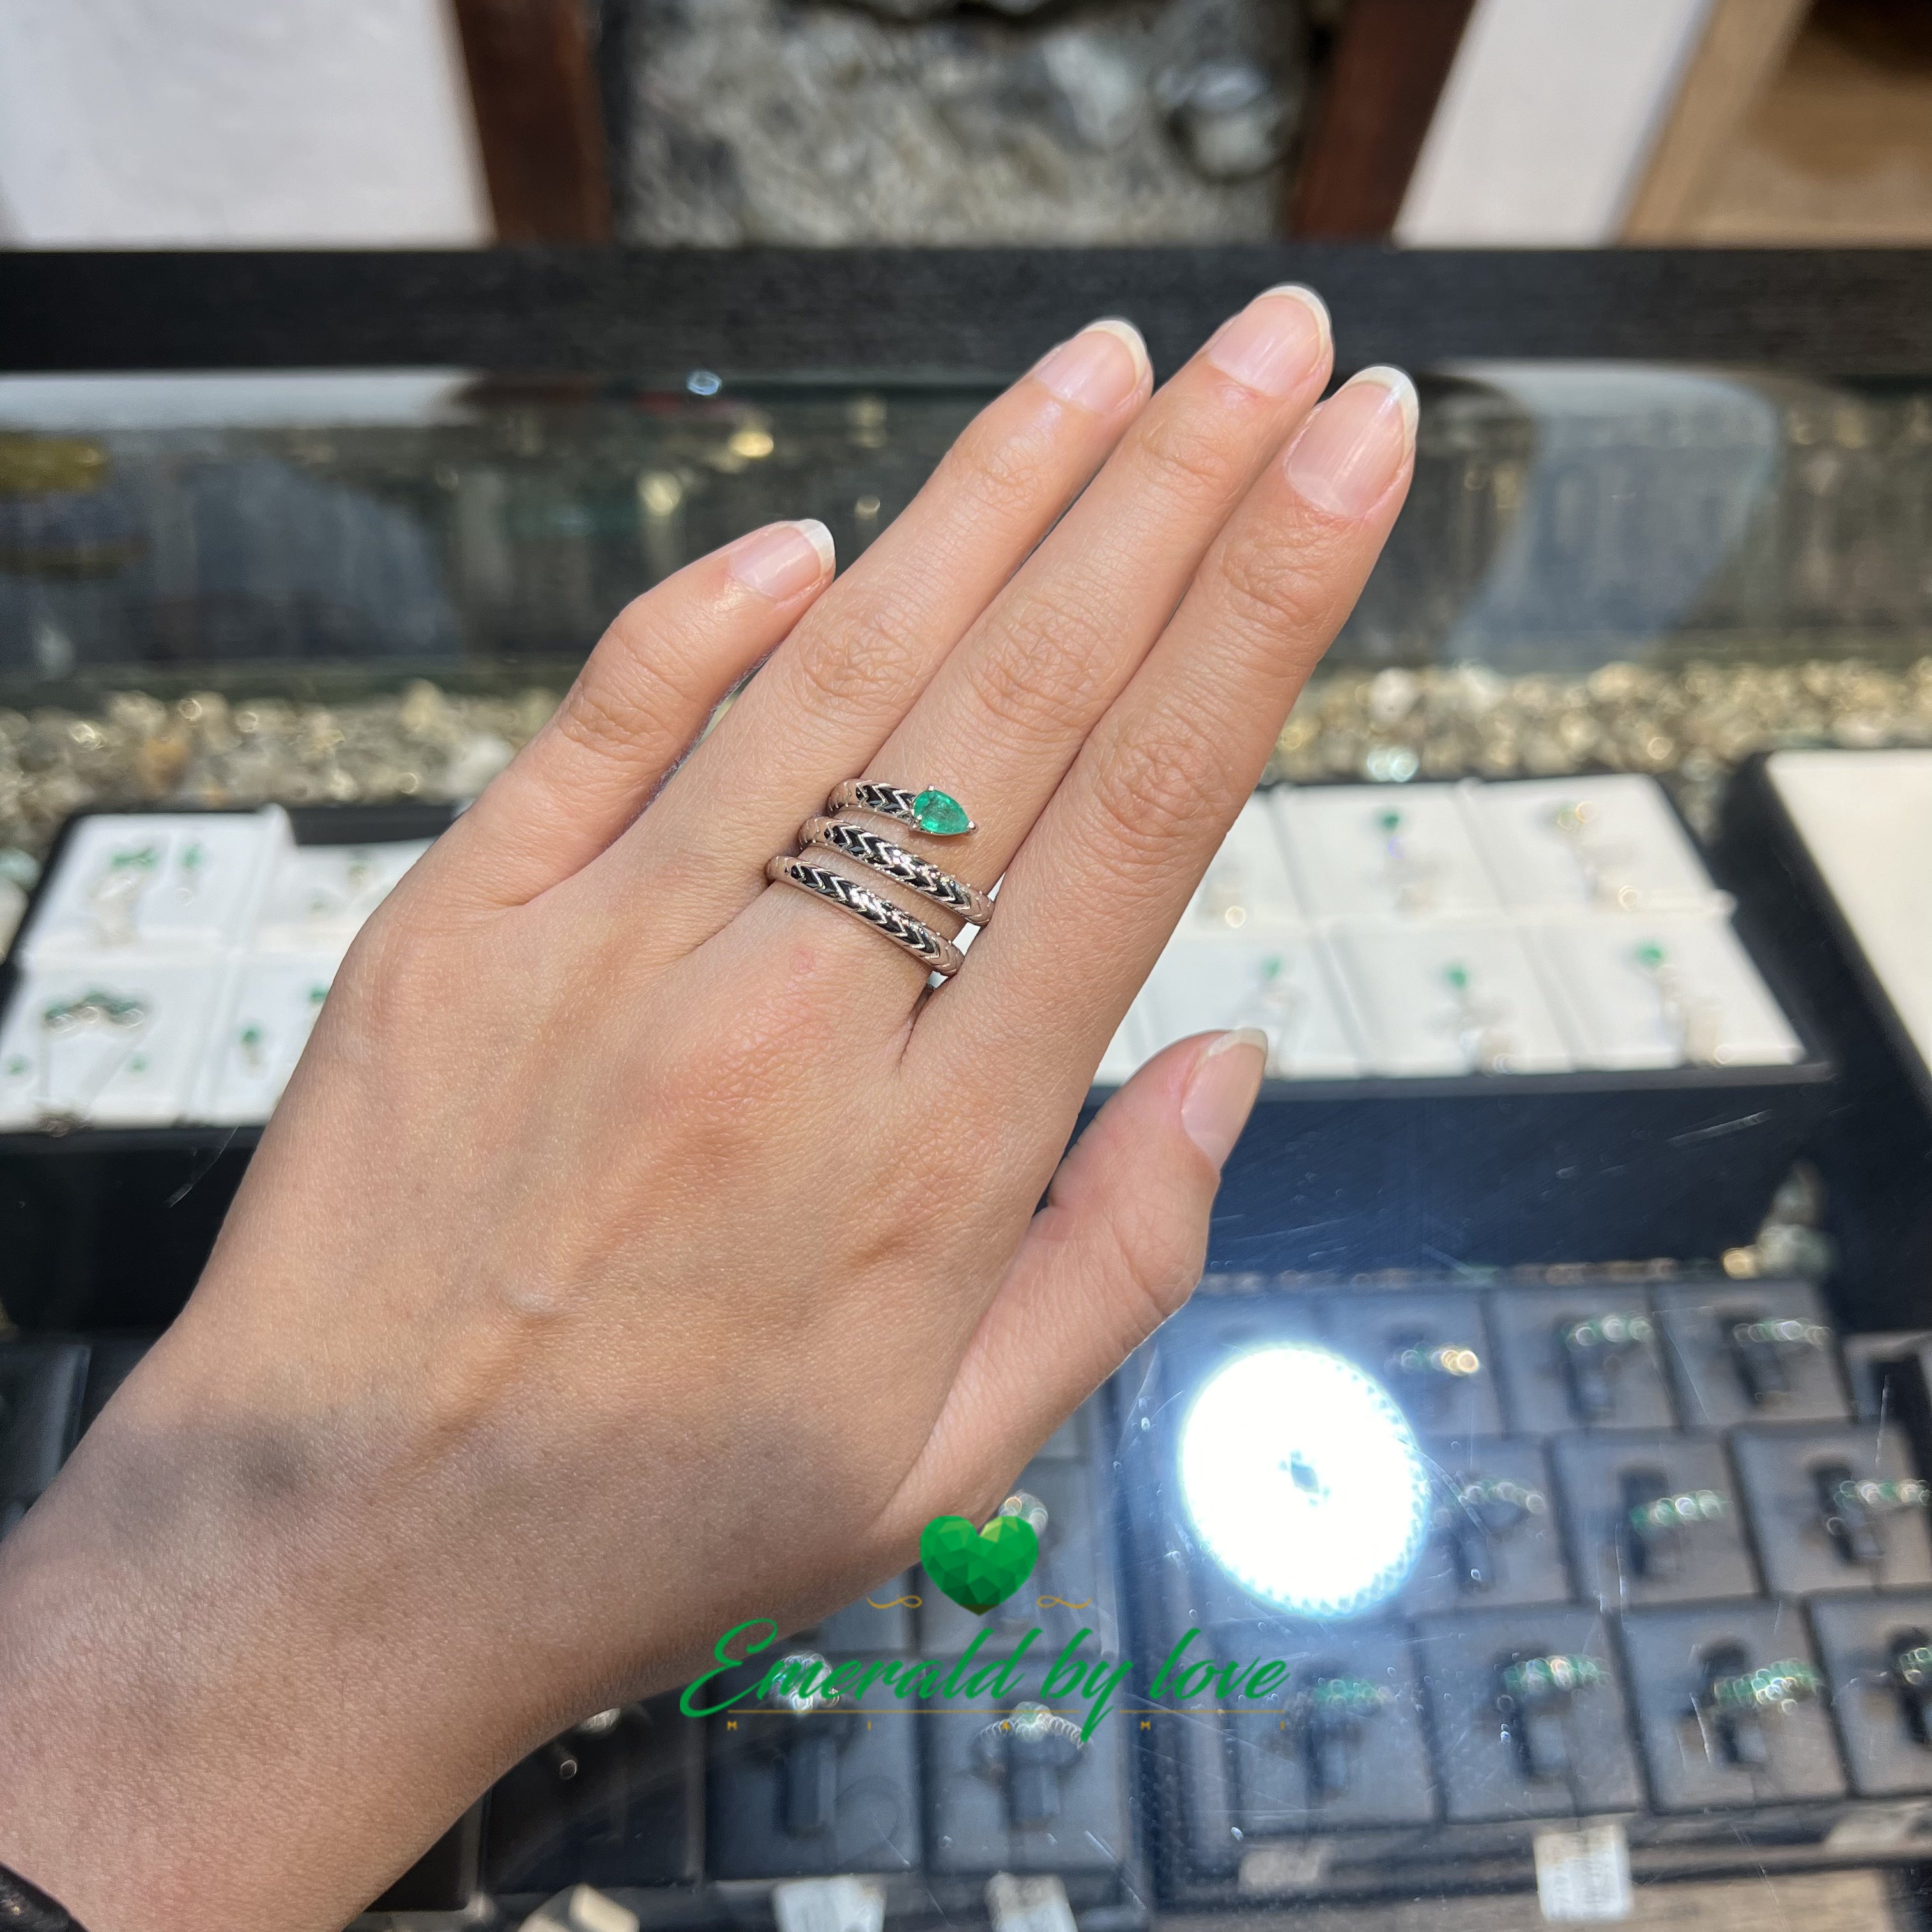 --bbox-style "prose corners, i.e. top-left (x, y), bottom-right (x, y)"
top-left (519, 1885), bottom-right (640, 1932)
top-left (773, 1876), bottom-right (887, 1932)
top-left (1534, 1822), bottom-right (1633, 1922)
top-left (986, 1873), bottom-right (1080, 1932)
top-left (1825, 1803), bottom-right (1932, 1851)
top-left (1238, 1839), bottom-right (1333, 1893)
